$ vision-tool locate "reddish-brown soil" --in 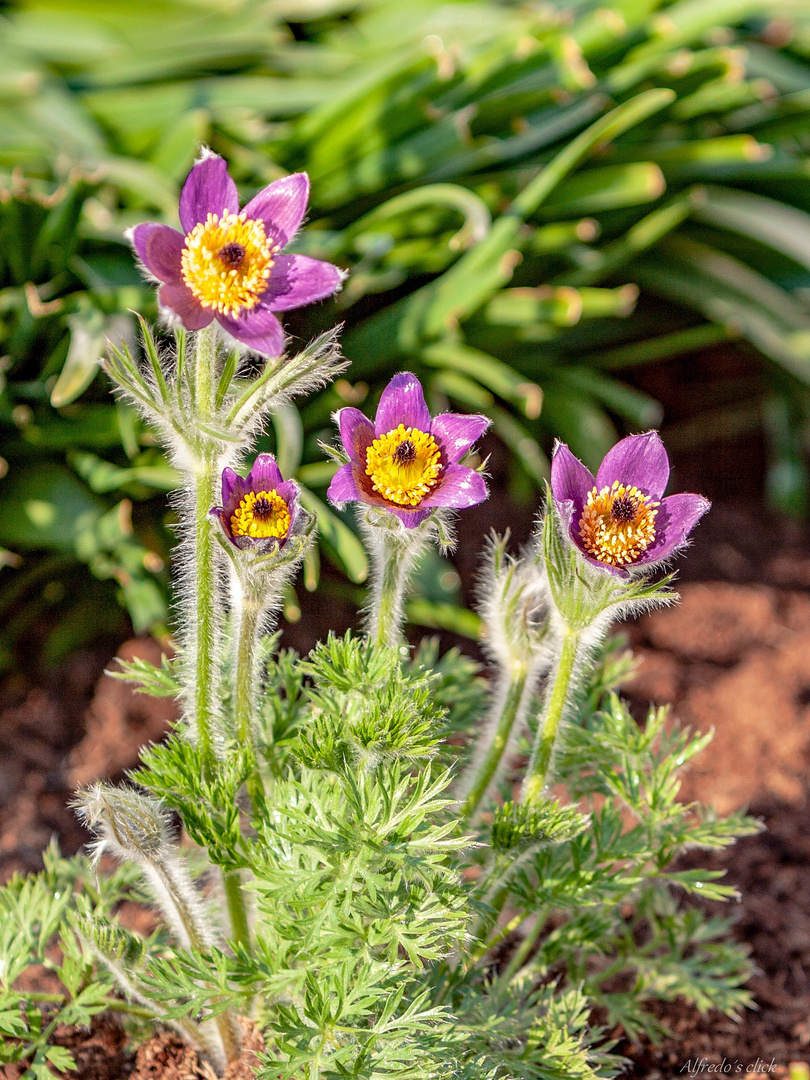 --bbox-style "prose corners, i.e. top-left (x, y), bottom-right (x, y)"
top-left (126, 1019), bottom-right (264, 1080)
top-left (3, 502), bottom-right (810, 1076)
top-left (619, 579), bottom-right (810, 1075)
top-left (0, 638), bottom-right (177, 881)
